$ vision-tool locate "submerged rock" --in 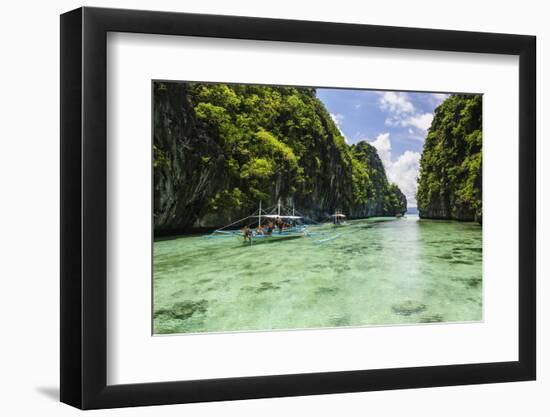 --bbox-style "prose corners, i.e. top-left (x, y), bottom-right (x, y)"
top-left (195, 278), bottom-right (213, 285)
top-left (315, 286), bottom-right (339, 296)
top-left (154, 299), bottom-right (208, 321)
top-left (256, 282), bottom-right (281, 293)
top-left (241, 281), bottom-right (281, 293)
top-left (452, 276), bottom-right (482, 288)
top-left (450, 259), bottom-right (474, 265)
top-left (420, 314), bottom-right (444, 323)
top-left (330, 316), bottom-right (351, 327)
top-left (391, 300), bottom-right (427, 316)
